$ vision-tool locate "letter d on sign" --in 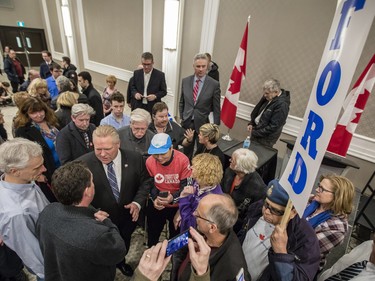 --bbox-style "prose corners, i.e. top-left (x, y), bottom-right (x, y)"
top-left (288, 152), bottom-right (307, 194)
